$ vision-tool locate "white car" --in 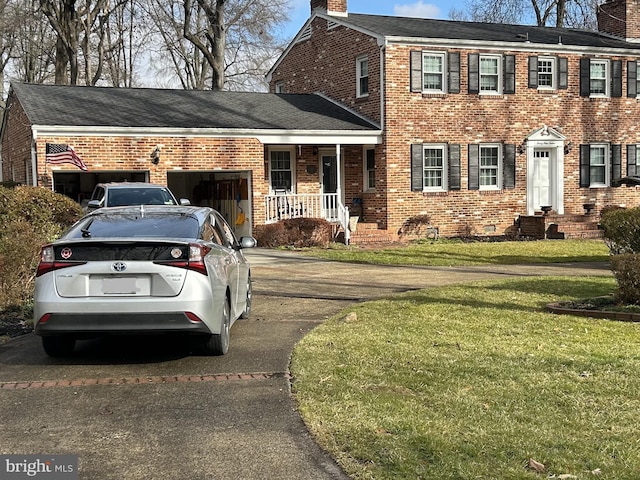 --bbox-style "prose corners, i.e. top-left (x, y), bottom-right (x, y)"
top-left (34, 205), bottom-right (256, 357)
top-left (84, 182), bottom-right (191, 211)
